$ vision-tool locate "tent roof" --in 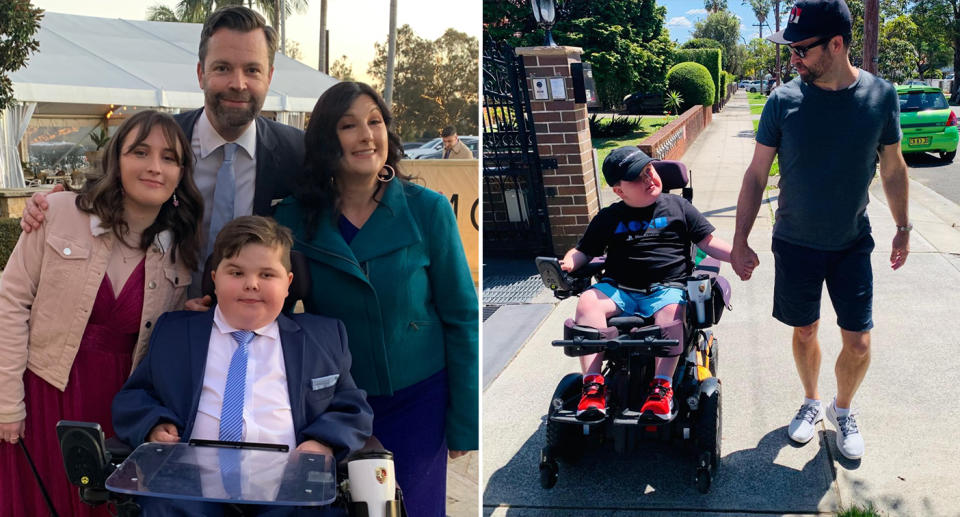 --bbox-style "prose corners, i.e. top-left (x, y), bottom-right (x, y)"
top-left (11, 12), bottom-right (336, 114)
